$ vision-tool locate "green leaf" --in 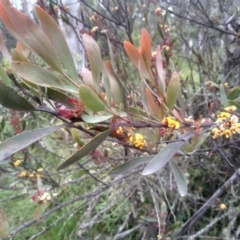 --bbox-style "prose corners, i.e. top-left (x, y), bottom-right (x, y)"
top-left (220, 84), bottom-right (228, 107)
top-left (79, 85), bottom-right (105, 112)
top-left (71, 129), bottom-right (85, 147)
top-left (142, 141), bottom-right (184, 175)
top-left (109, 156), bottom-right (154, 177)
top-left (128, 106), bottom-right (150, 119)
top-left (83, 34), bottom-right (102, 86)
top-left (166, 72), bottom-right (180, 110)
top-left (57, 129), bottom-right (112, 170)
top-left (0, 124), bottom-right (64, 161)
top-left (169, 159), bottom-right (187, 196)
top-left (0, 82), bottom-right (35, 111)
top-left (82, 114), bottom-right (113, 123)
top-left (156, 46), bottom-right (165, 96)
top-left (0, 64), bottom-right (11, 86)
top-left (145, 87), bottom-right (162, 120)
top-left (165, 221), bottom-right (182, 235)
top-left (0, 30), bottom-right (11, 61)
top-left (11, 62), bottom-right (78, 93)
top-left (11, 48), bottom-right (29, 62)
top-left (81, 67), bottom-right (99, 92)
top-left (45, 88), bottom-right (73, 107)
top-left (0, 1), bottom-right (63, 72)
top-left (104, 60), bottom-right (124, 105)
top-left (35, 6), bottom-right (78, 82)
top-left (102, 60), bottom-right (111, 106)
top-left (107, 36), bottom-right (117, 73)
top-left (227, 86), bottom-right (240, 100)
